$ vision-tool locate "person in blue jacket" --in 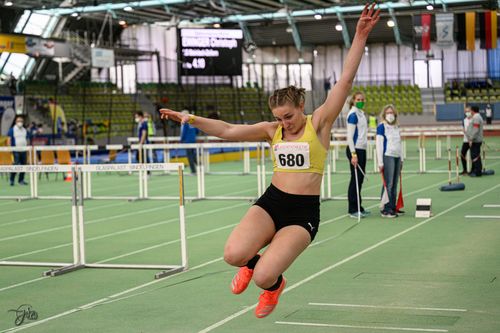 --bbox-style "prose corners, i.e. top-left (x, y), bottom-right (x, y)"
top-left (376, 104), bottom-right (403, 218)
top-left (180, 110), bottom-right (199, 174)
